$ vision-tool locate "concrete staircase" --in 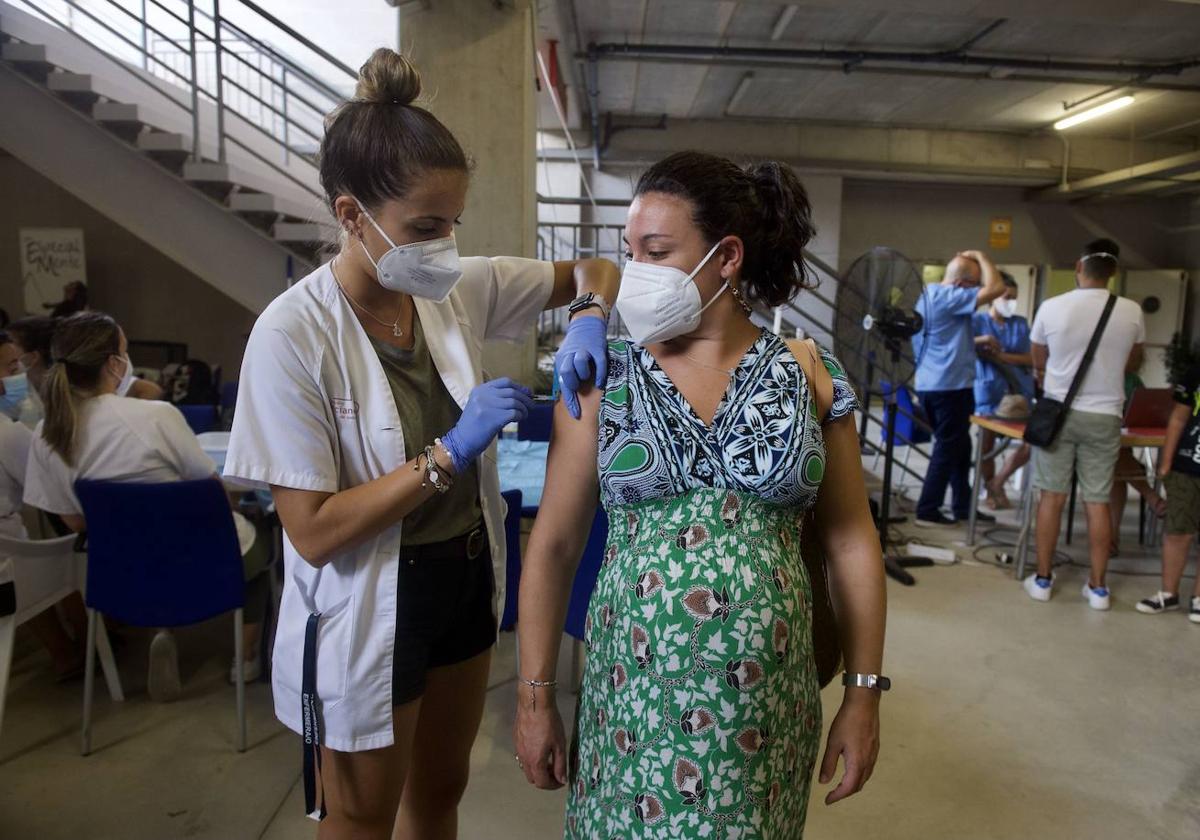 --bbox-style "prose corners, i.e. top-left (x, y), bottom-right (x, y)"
top-left (0, 2), bottom-right (337, 313)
